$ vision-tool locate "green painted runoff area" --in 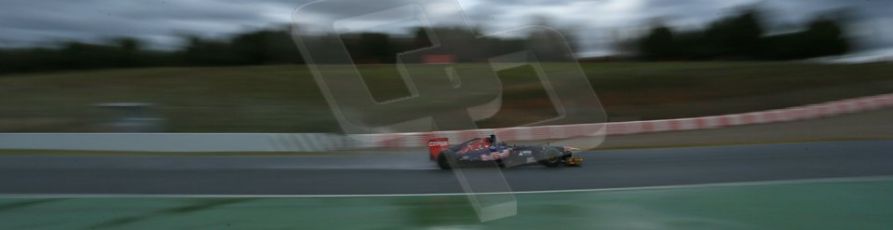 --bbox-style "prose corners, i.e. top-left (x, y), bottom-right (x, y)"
top-left (1, 178), bottom-right (892, 229)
